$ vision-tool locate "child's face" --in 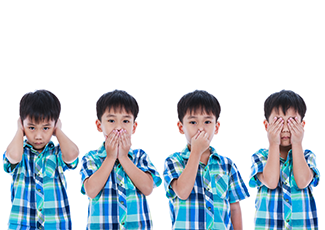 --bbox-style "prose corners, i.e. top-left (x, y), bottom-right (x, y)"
top-left (96, 108), bottom-right (137, 139)
top-left (23, 117), bottom-right (56, 153)
top-left (264, 107), bottom-right (305, 147)
top-left (177, 110), bottom-right (220, 148)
